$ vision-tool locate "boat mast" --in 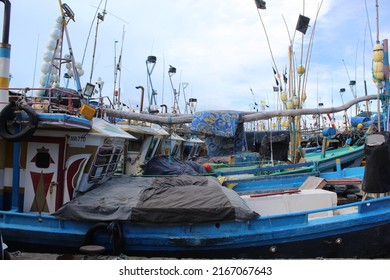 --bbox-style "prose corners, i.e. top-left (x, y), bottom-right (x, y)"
top-left (169, 65), bottom-right (180, 114)
top-left (372, 0), bottom-right (390, 131)
top-left (113, 25), bottom-right (125, 110)
top-left (0, 0), bottom-right (11, 110)
top-left (89, 0), bottom-right (107, 84)
top-left (146, 55), bottom-right (159, 113)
